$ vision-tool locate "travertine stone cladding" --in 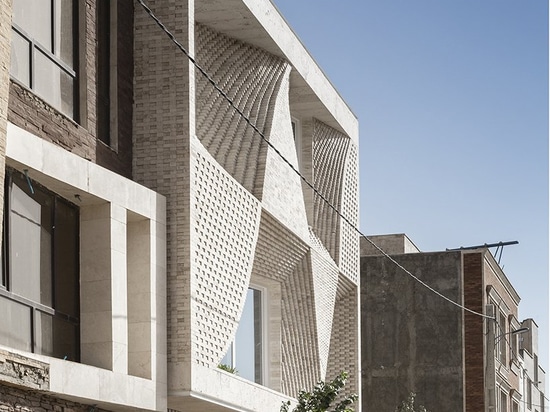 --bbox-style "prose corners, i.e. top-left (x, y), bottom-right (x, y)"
top-left (194, 23), bottom-right (288, 200)
top-left (0, 0), bottom-right (11, 236)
